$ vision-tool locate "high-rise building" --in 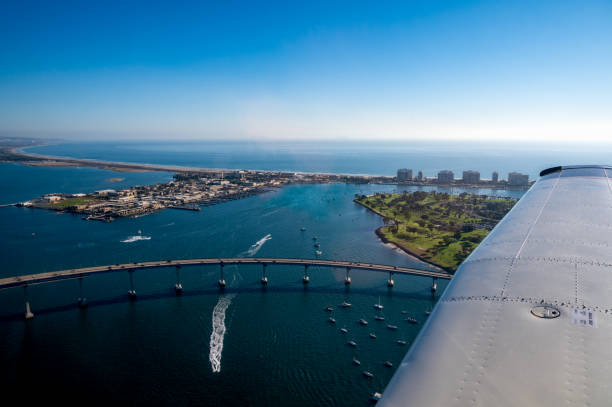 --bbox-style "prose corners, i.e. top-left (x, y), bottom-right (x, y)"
top-left (417, 171), bottom-right (424, 181)
top-left (437, 170), bottom-right (454, 184)
top-left (492, 171), bottom-right (499, 184)
top-left (397, 168), bottom-right (413, 182)
top-left (508, 172), bottom-right (529, 186)
top-left (462, 170), bottom-right (480, 184)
